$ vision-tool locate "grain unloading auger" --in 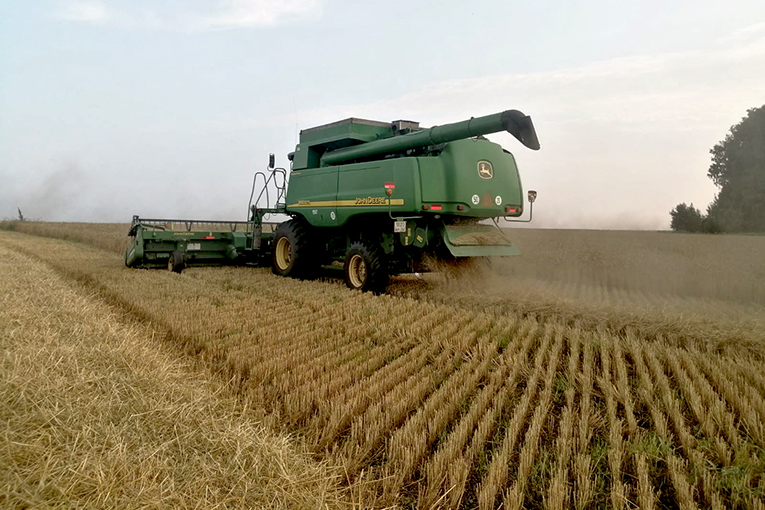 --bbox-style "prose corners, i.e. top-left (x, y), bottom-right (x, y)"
top-left (125, 109), bottom-right (540, 291)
